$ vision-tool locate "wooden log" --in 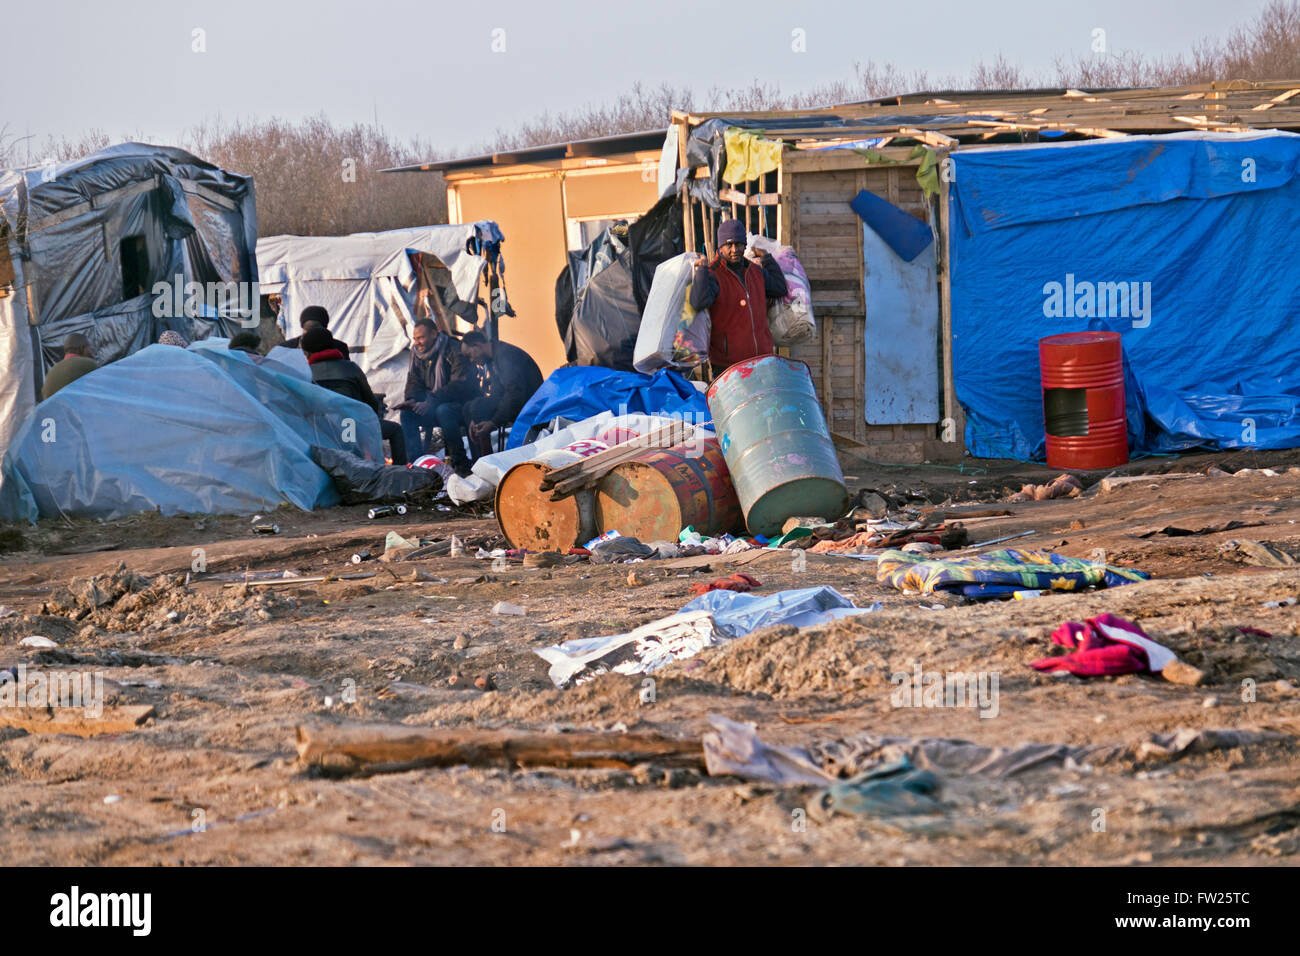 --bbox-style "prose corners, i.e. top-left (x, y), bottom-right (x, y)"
top-left (295, 722), bottom-right (706, 777)
top-left (0, 704), bottom-right (155, 737)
